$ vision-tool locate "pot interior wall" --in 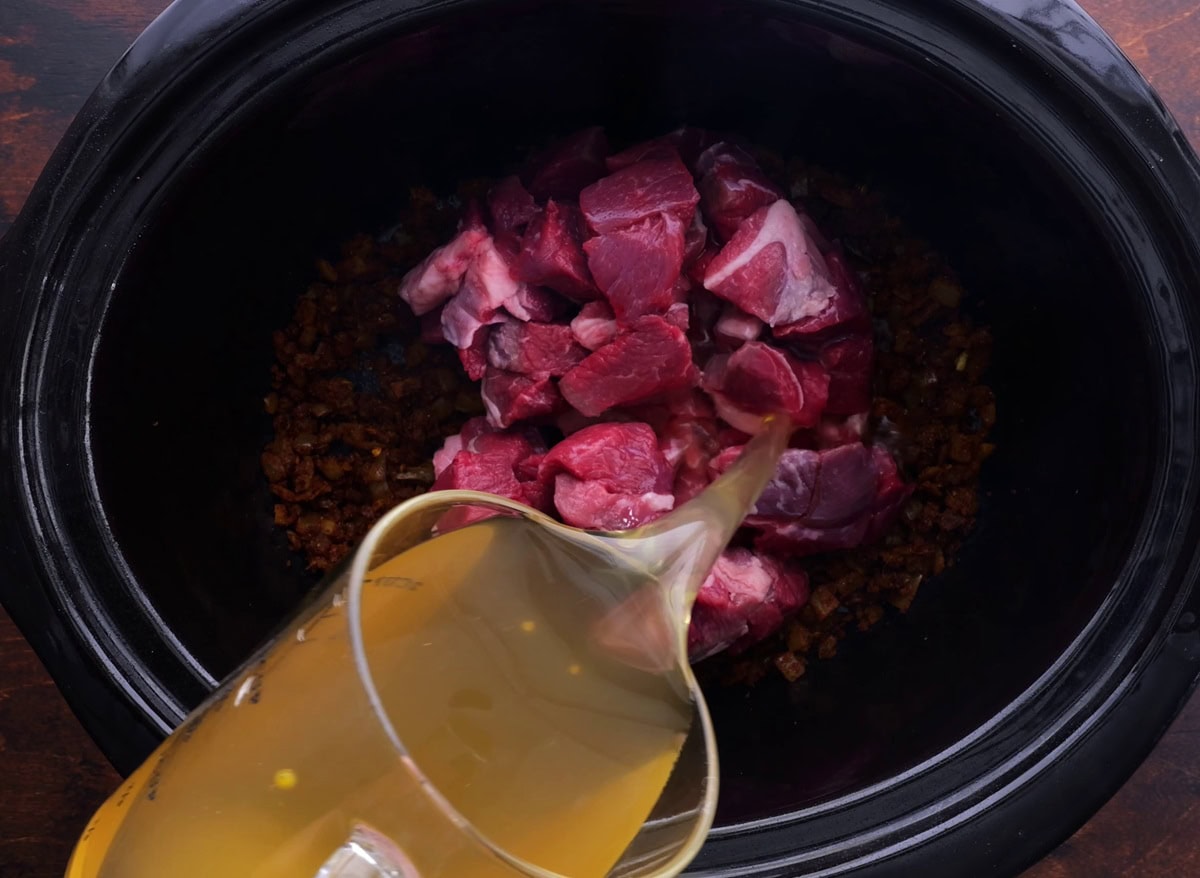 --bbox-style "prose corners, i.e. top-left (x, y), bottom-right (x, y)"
top-left (89, 1), bottom-right (1155, 823)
